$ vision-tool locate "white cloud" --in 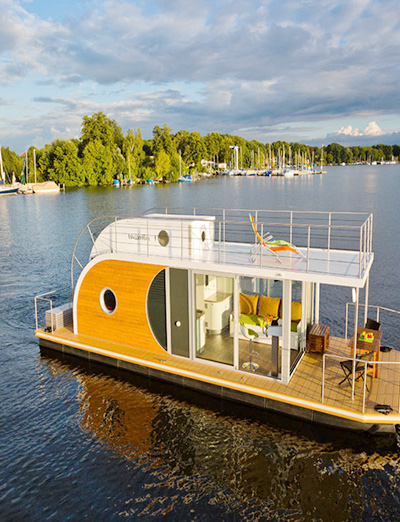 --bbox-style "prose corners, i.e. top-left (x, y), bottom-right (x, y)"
top-left (335, 121), bottom-right (384, 138)
top-left (2, 0), bottom-right (400, 150)
top-left (363, 121), bottom-right (384, 137)
top-left (335, 125), bottom-right (361, 137)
